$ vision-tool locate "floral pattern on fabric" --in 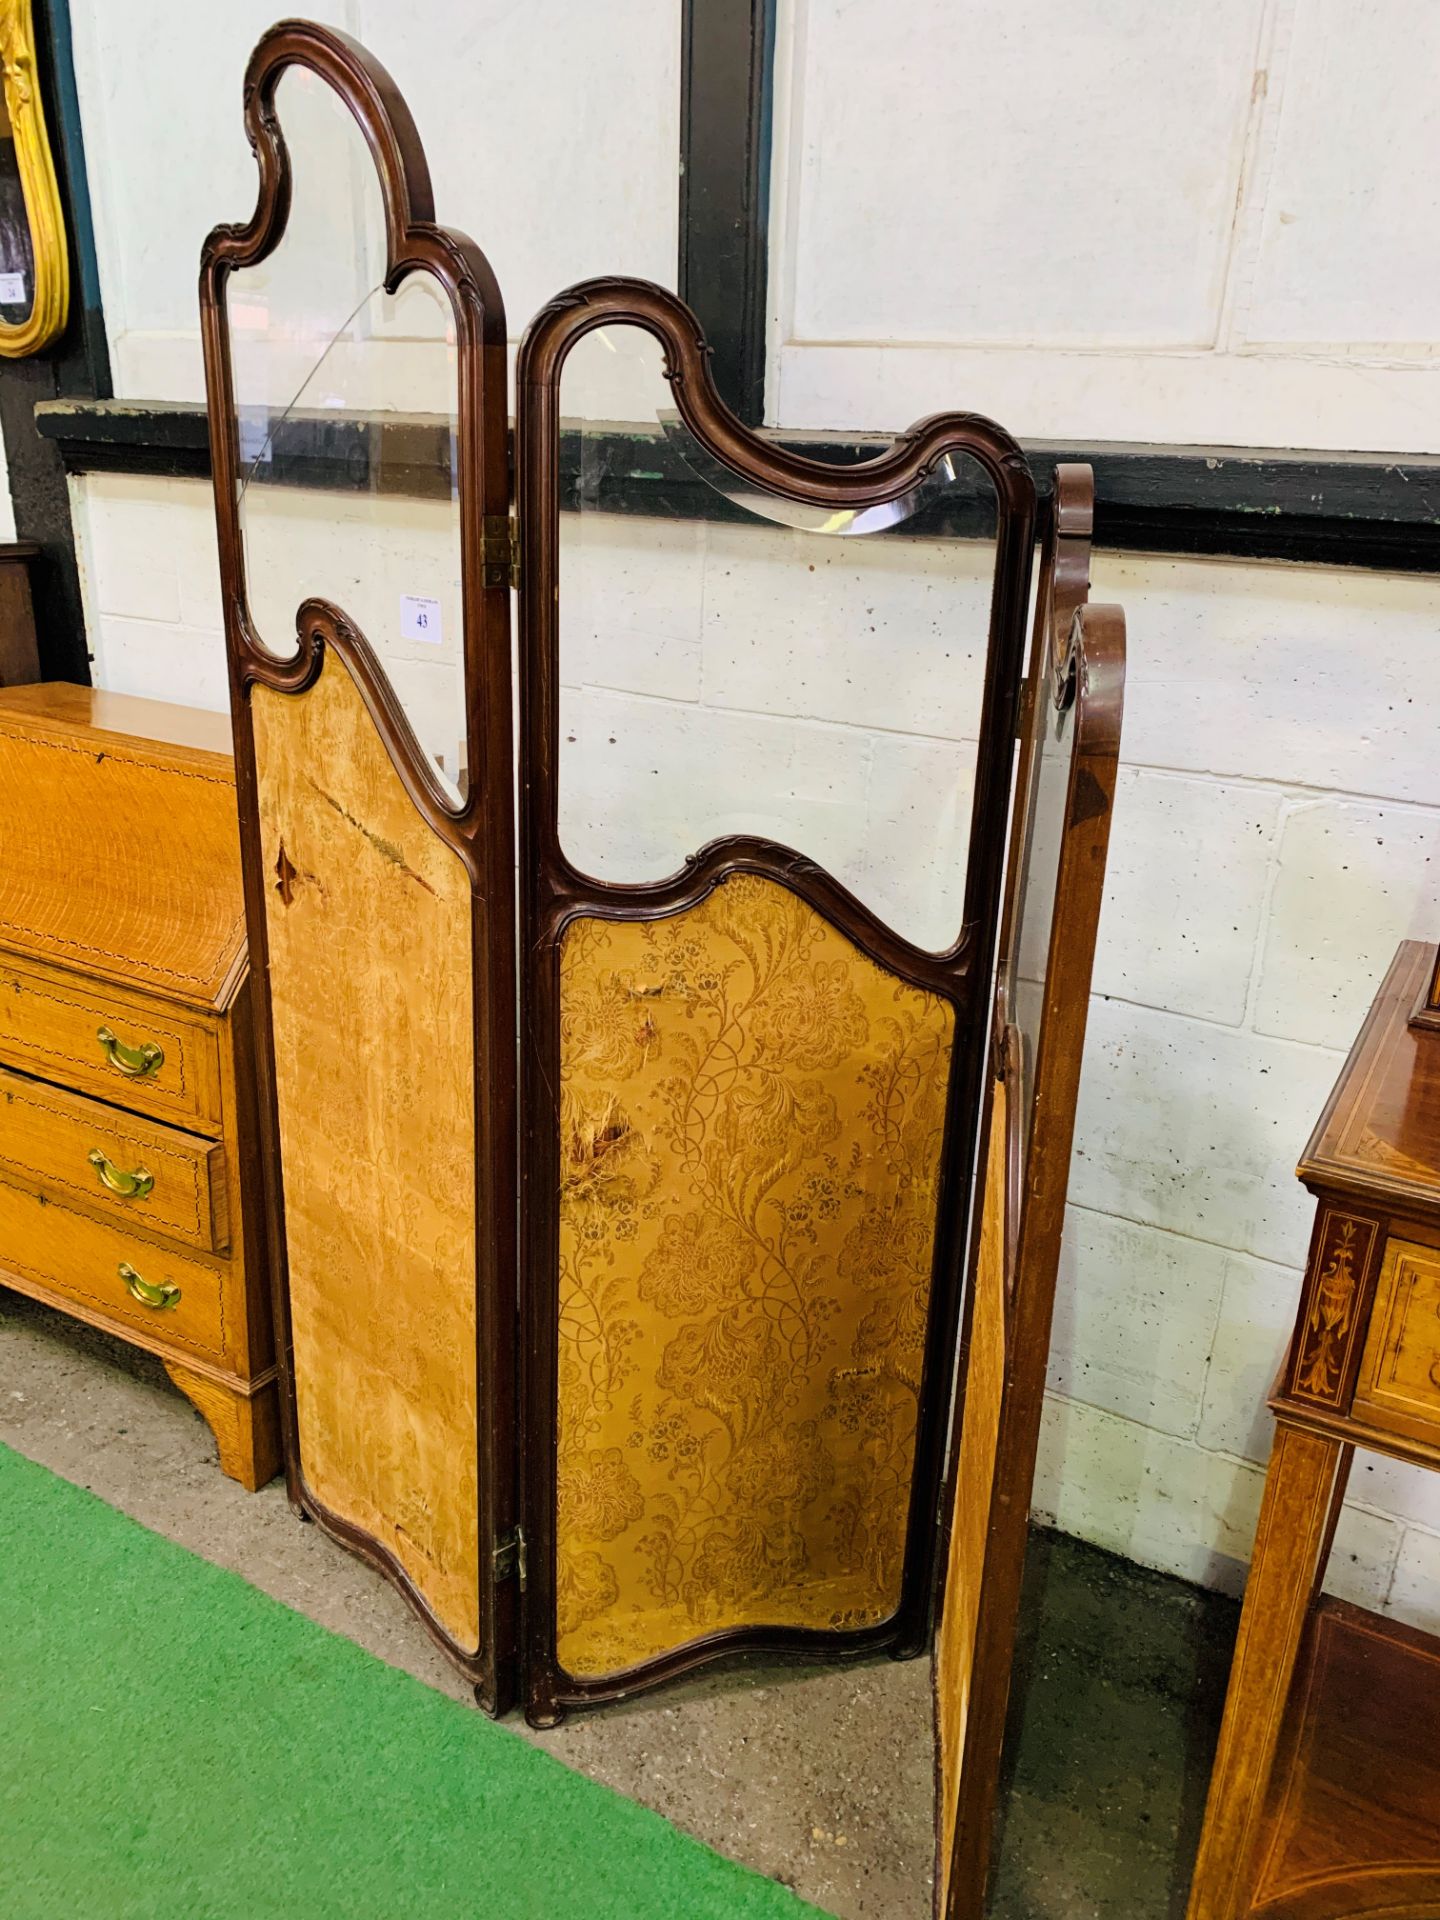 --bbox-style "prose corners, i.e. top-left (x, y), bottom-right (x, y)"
top-left (555, 875), bottom-right (955, 1678)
